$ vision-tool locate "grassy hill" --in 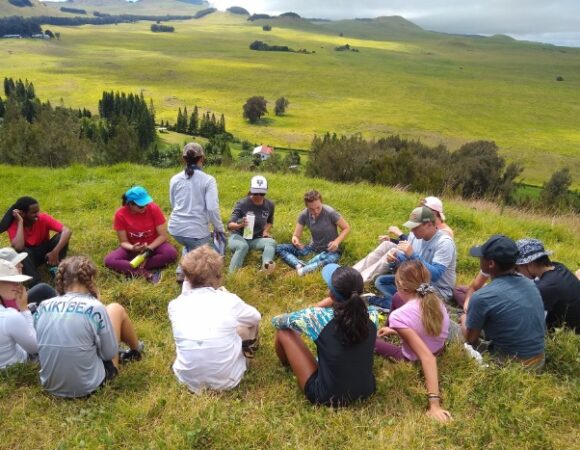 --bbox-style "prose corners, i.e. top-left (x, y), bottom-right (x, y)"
top-left (1, 12), bottom-right (579, 186)
top-left (0, 0), bottom-right (69, 17)
top-left (0, 164), bottom-right (578, 449)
